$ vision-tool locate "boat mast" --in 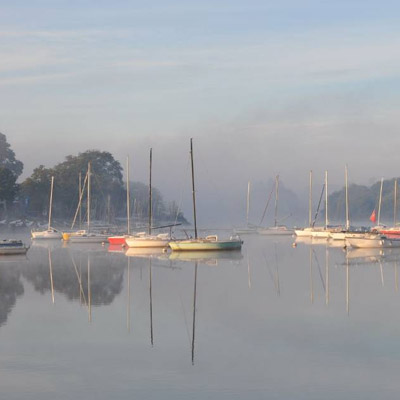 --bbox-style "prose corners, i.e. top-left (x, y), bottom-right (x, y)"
top-left (246, 181), bottom-right (250, 227)
top-left (48, 176), bottom-right (54, 230)
top-left (190, 138), bottom-right (198, 240)
top-left (325, 170), bottom-right (329, 229)
top-left (395, 179), bottom-right (398, 227)
top-left (79, 172), bottom-right (82, 229)
top-left (378, 177), bottom-right (384, 226)
top-left (148, 149), bottom-right (152, 235)
top-left (309, 170), bottom-right (313, 227)
top-left (87, 162), bottom-right (91, 233)
top-left (274, 175), bottom-right (279, 227)
top-left (345, 165), bottom-right (350, 231)
top-left (126, 156), bottom-right (131, 235)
